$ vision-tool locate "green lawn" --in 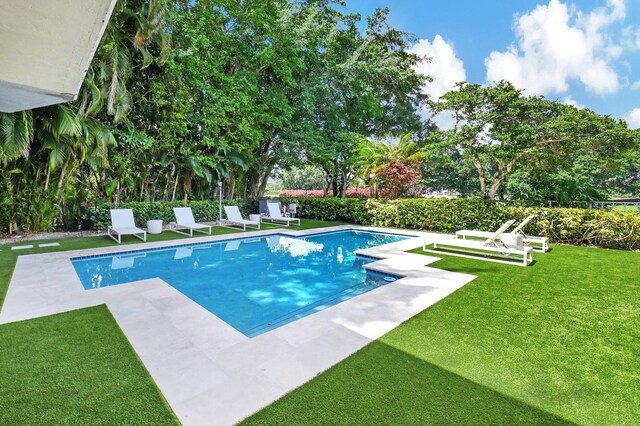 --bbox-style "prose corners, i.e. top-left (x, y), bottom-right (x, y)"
top-left (243, 245), bottom-right (640, 425)
top-left (1, 225), bottom-right (638, 424)
top-left (0, 306), bottom-right (179, 425)
top-left (0, 220), bottom-right (341, 424)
